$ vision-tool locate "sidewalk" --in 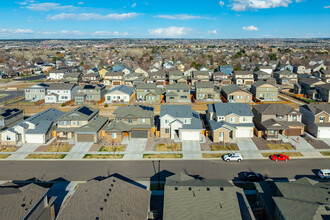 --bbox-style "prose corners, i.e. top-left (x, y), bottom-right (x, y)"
top-left (236, 138), bottom-right (263, 159)
top-left (7, 144), bottom-right (41, 160)
top-left (64, 142), bottom-right (93, 160)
